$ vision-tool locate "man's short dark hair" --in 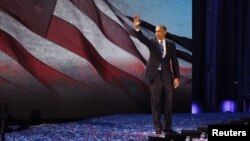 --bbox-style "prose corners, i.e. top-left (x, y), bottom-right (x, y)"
top-left (156, 24), bottom-right (167, 31)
